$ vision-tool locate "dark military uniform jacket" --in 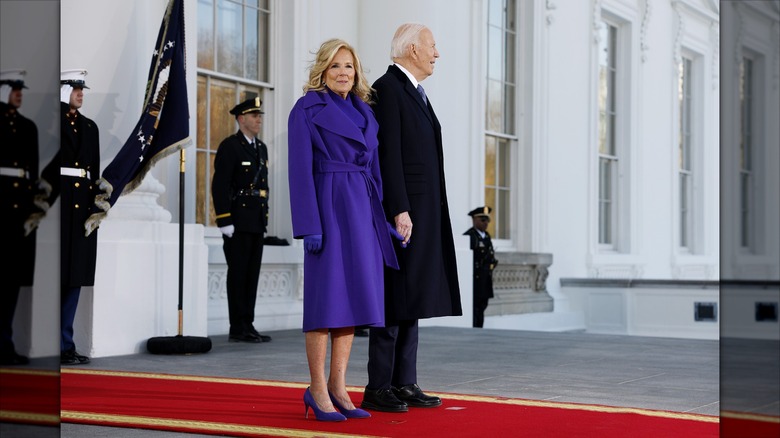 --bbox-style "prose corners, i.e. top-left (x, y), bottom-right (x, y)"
top-left (0, 102), bottom-right (39, 286)
top-left (60, 102), bottom-right (100, 287)
top-left (463, 227), bottom-right (498, 301)
top-left (211, 131), bottom-right (269, 234)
